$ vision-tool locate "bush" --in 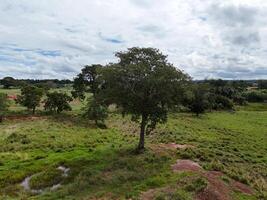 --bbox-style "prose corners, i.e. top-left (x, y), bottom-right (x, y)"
top-left (82, 98), bottom-right (108, 126)
top-left (0, 93), bottom-right (9, 122)
top-left (188, 85), bottom-right (209, 116)
top-left (244, 91), bottom-right (267, 102)
top-left (233, 95), bottom-right (247, 105)
top-left (209, 95), bottom-right (234, 110)
top-left (44, 92), bottom-right (73, 113)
